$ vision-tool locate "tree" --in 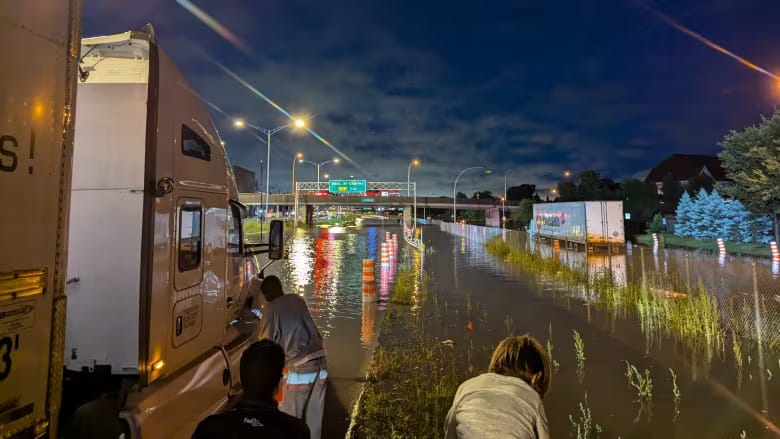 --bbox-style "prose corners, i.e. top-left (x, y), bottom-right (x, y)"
top-left (661, 173), bottom-right (683, 214)
top-left (647, 213), bottom-right (665, 234)
top-left (718, 109), bottom-right (780, 244)
top-left (556, 181), bottom-right (581, 201)
top-left (703, 189), bottom-right (726, 241)
top-left (509, 198), bottom-right (534, 229)
top-left (506, 184), bottom-right (536, 201)
top-left (456, 192), bottom-right (468, 199)
top-left (686, 173), bottom-right (715, 196)
top-left (674, 191), bottom-right (694, 238)
top-left (578, 170), bottom-right (604, 200)
top-left (746, 215), bottom-right (773, 244)
top-left (621, 179), bottom-right (658, 227)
